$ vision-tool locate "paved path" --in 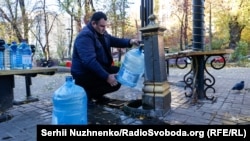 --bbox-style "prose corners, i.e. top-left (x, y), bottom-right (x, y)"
top-left (0, 67), bottom-right (250, 140)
